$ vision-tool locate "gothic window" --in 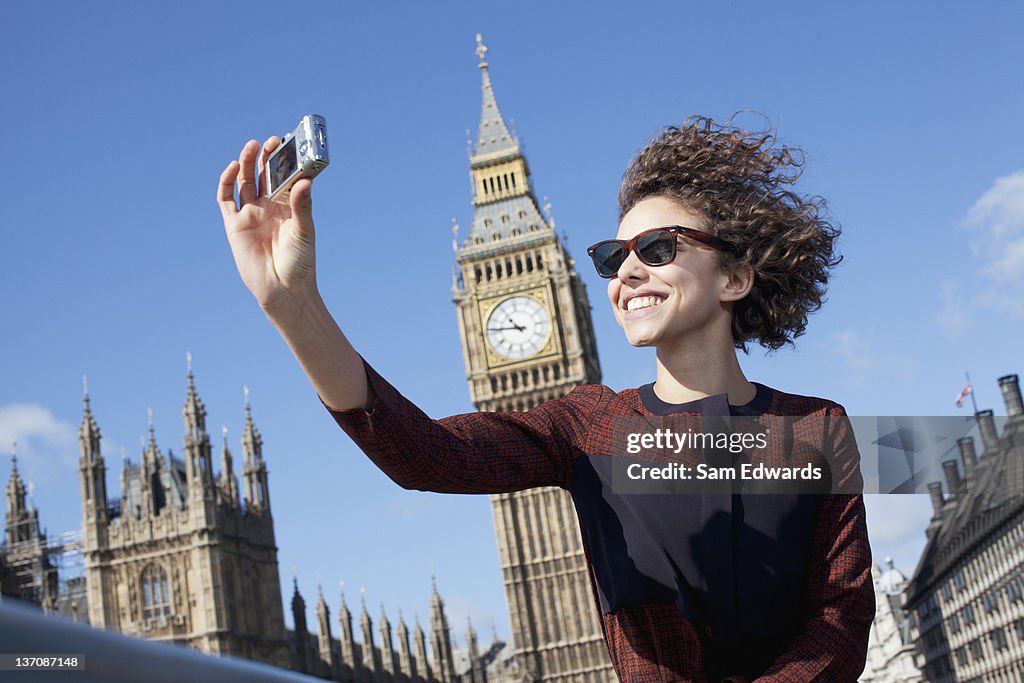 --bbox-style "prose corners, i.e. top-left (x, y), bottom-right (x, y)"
top-left (941, 581), bottom-right (953, 602)
top-left (983, 590), bottom-right (999, 614)
top-left (511, 228), bottom-right (521, 237)
top-left (1008, 574), bottom-right (1023, 603)
top-left (1015, 618), bottom-right (1024, 641)
top-left (963, 603), bottom-right (975, 626)
top-left (503, 174), bottom-right (510, 190)
top-left (955, 647), bottom-right (968, 667)
top-left (953, 567), bottom-right (966, 591)
top-left (484, 218), bottom-right (493, 228)
top-left (950, 613), bottom-right (960, 634)
top-left (141, 564), bottom-right (172, 620)
top-left (968, 638), bottom-right (983, 661)
top-left (991, 627), bottom-right (1007, 651)
top-left (518, 210), bottom-right (526, 219)
top-left (510, 172), bottom-right (517, 188)
top-left (501, 214), bottom-right (509, 224)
